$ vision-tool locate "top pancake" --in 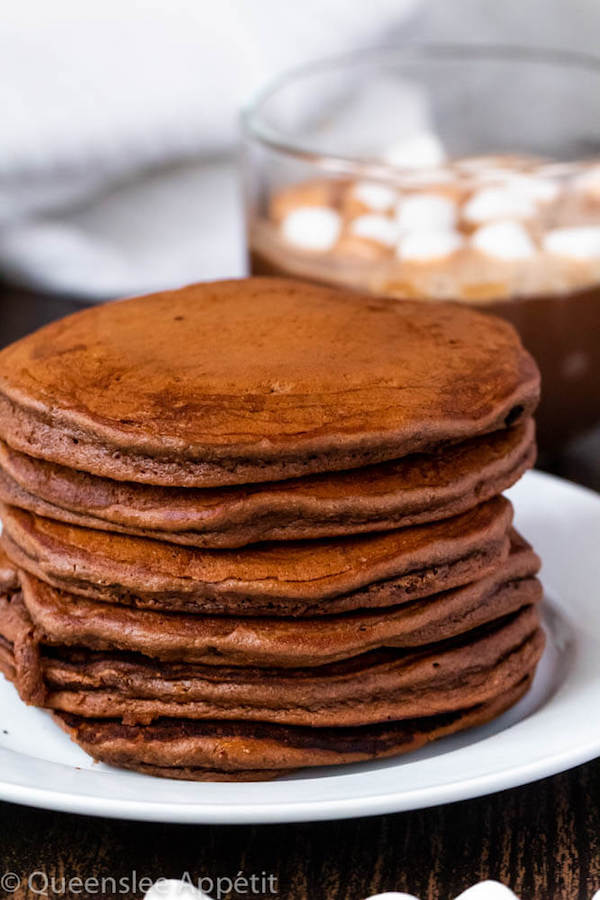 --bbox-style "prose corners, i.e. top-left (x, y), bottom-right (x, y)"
top-left (0, 278), bottom-right (540, 486)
